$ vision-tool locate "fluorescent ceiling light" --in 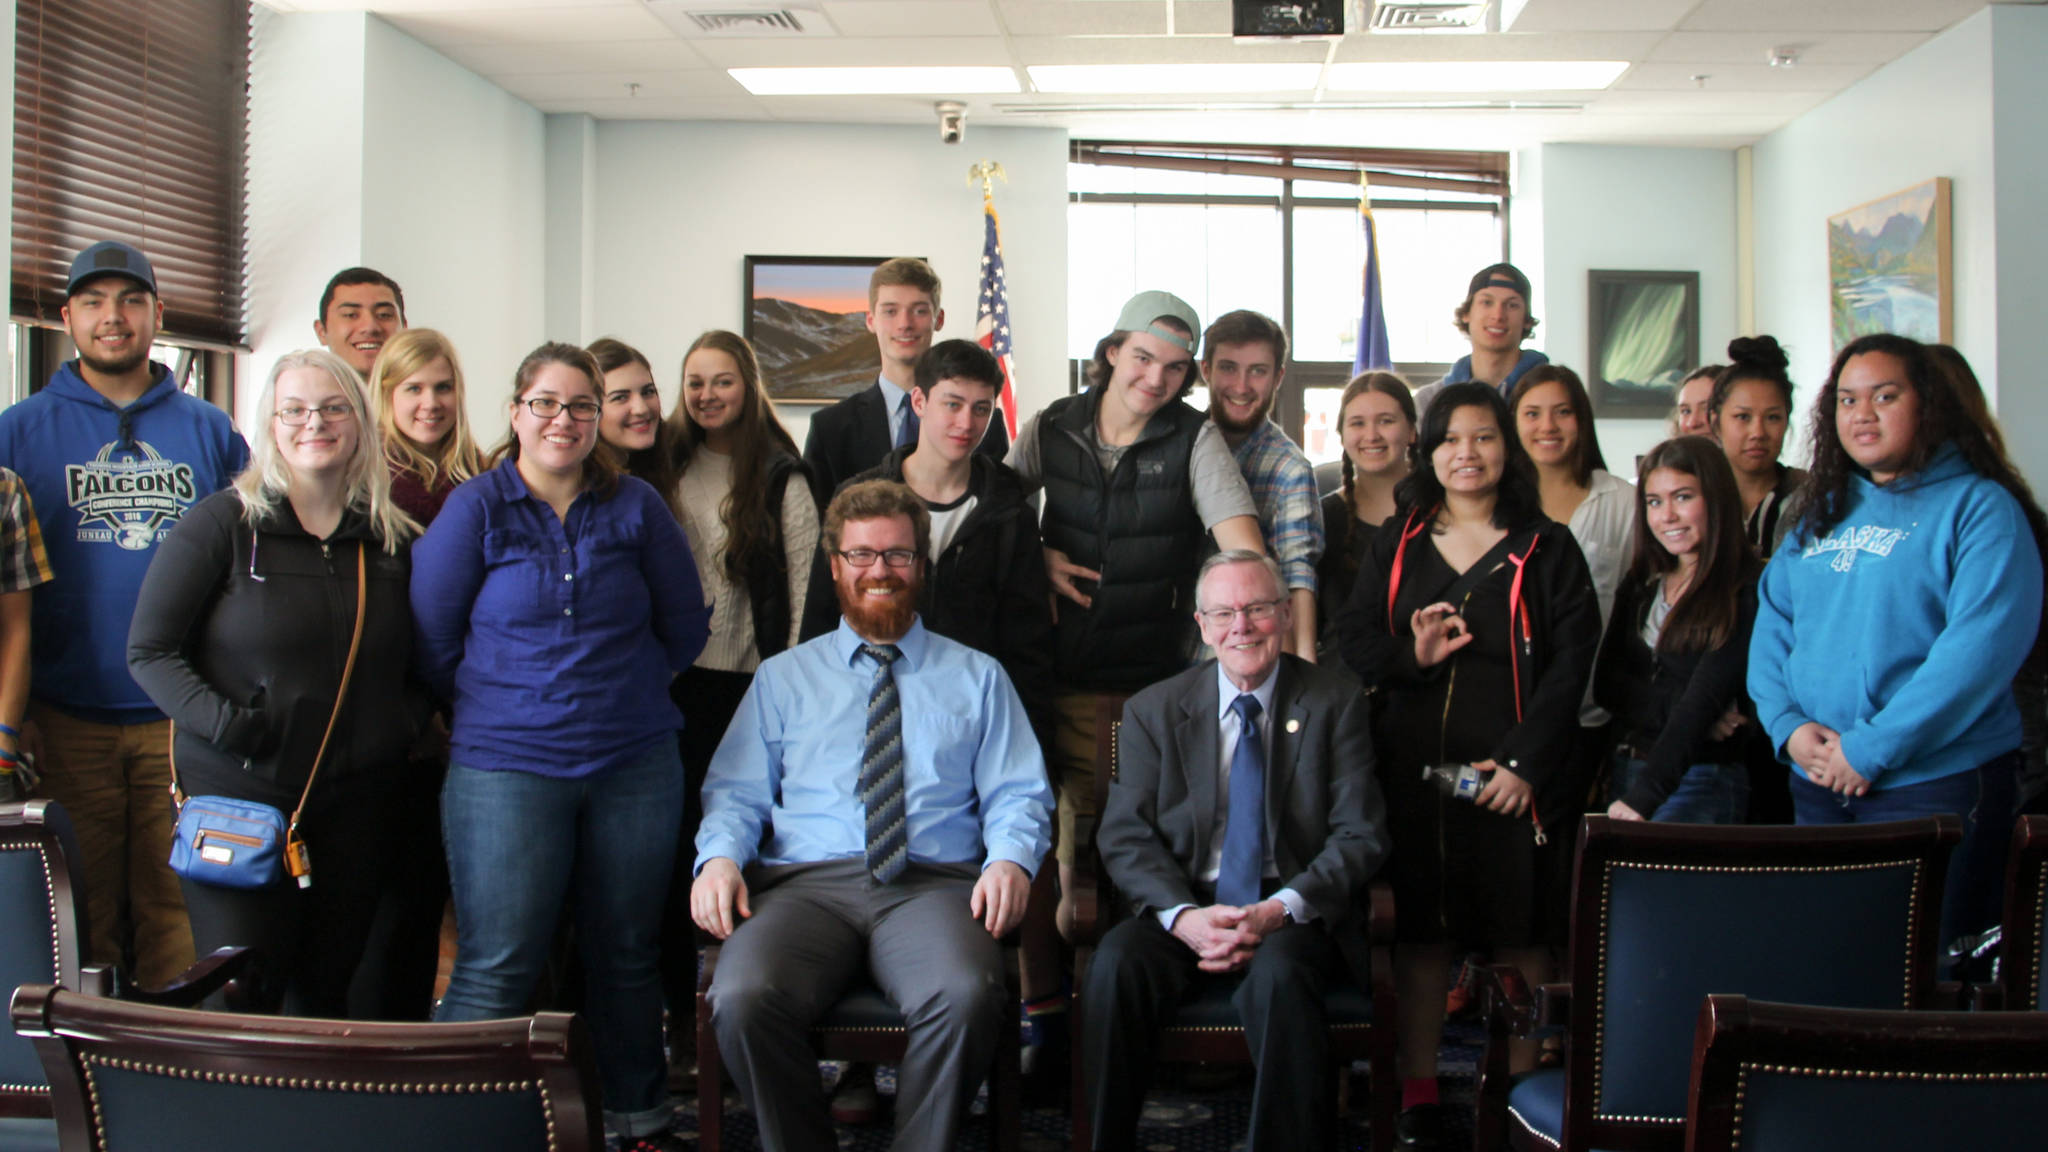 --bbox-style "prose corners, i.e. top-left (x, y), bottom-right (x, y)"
top-left (1028, 63), bottom-right (1324, 94)
top-left (729, 66), bottom-right (1019, 95)
top-left (1325, 61), bottom-right (1628, 92)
